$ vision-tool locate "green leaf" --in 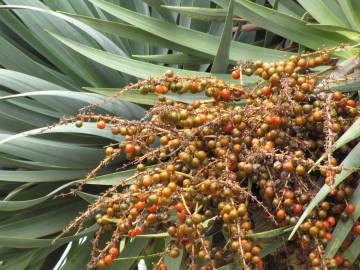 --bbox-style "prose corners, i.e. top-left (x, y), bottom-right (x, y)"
top-left (85, 87), bottom-right (158, 105)
top-left (161, 5), bottom-right (227, 21)
top-left (47, 31), bottom-right (210, 78)
top-left (132, 53), bottom-right (209, 65)
top-left (339, 0), bottom-right (360, 32)
top-left (332, 118), bottom-right (360, 151)
top-left (211, 0), bottom-right (233, 73)
top-left (88, 0), bottom-right (290, 63)
top-left (0, 181), bottom-right (75, 211)
top-left (58, 240), bottom-right (91, 270)
top-left (307, 24), bottom-right (360, 42)
top-left (0, 170), bottom-right (87, 183)
top-left (224, 0), bottom-right (354, 50)
top-left (343, 235), bottom-right (360, 263)
top-left (297, 0), bottom-right (350, 28)
top-left (143, 0), bottom-right (175, 23)
top-left (246, 226), bottom-right (293, 239)
top-left (325, 183), bottom-right (360, 258)
top-left (0, 2), bottom-right (123, 87)
top-left (0, 224), bottom-right (97, 249)
top-left (84, 87), bottom-right (214, 106)
top-left (0, 200), bottom-right (86, 239)
top-left (267, 0), bottom-right (305, 18)
top-left (289, 142), bottom-right (360, 240)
